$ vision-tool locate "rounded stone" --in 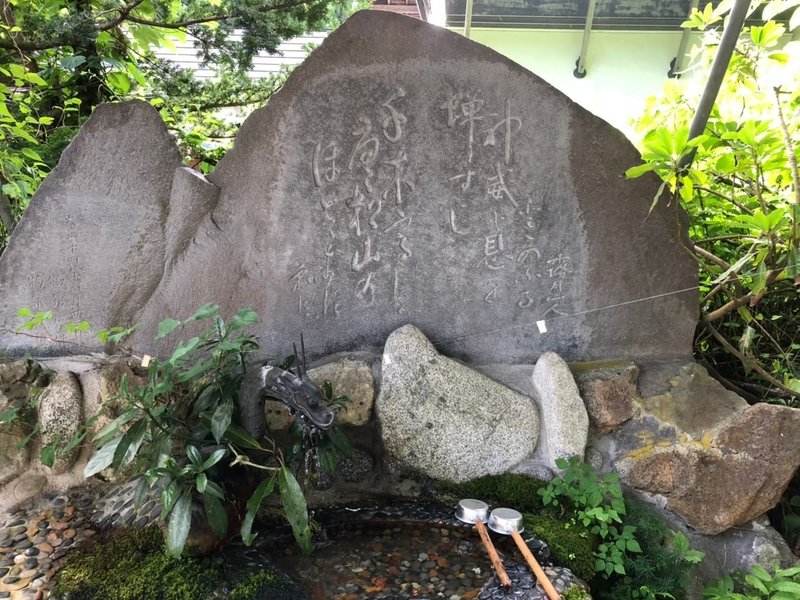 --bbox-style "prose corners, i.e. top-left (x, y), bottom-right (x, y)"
top-left (378, 325), bottom-right (539, 483)
top-left (37, 373), bottom-right (84, 474)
